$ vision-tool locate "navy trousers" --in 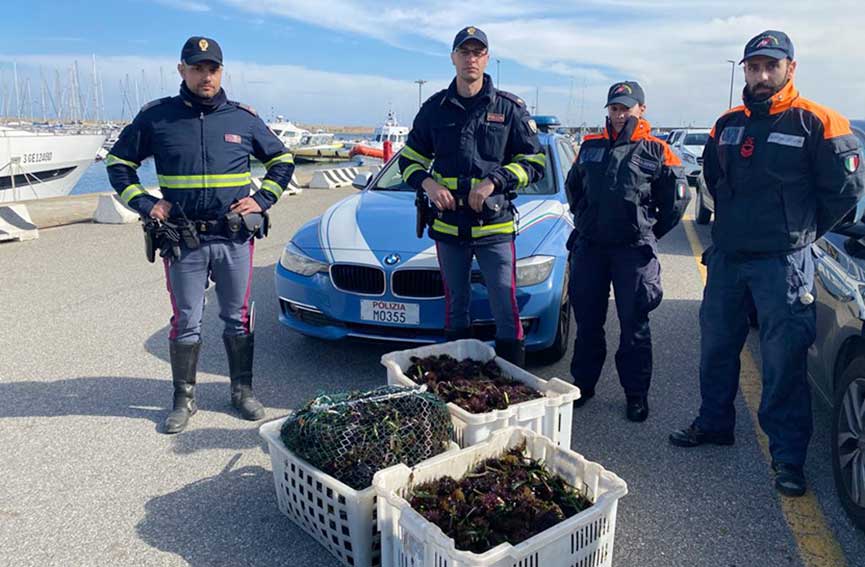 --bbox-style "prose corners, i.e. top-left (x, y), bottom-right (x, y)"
top-left (435, 239), bottom-right (523, 341)
top-left (696, 247), bottom-right (816, 467)
top-left (163, 239), bottom-right (255, 344)
top-left (569, 239), bottom-right (663, 396)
